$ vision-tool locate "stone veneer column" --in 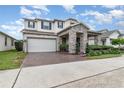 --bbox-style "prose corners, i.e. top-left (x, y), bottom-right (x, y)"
top-left (80, 34), bottom-right (84, 52)
top-left (80, 31), bottom-right (88, 53)
top-left (69, 30), bottom-right (76, 54)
